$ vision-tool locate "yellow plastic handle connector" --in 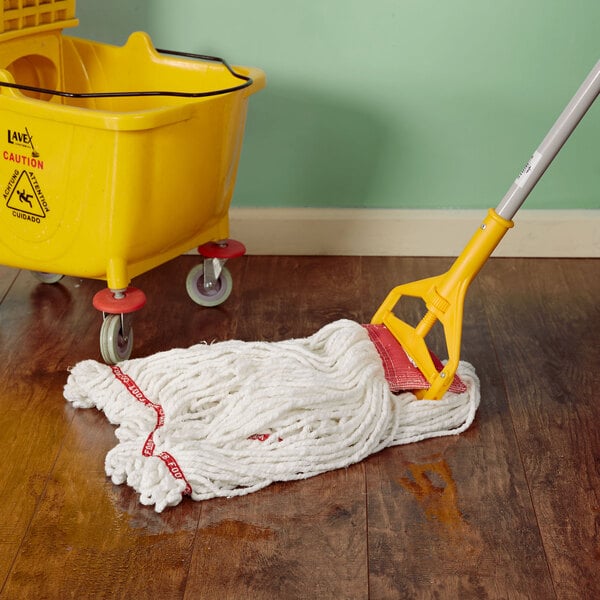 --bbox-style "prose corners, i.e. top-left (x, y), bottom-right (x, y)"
top-left (371, 208), bottom-right (514, 399)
